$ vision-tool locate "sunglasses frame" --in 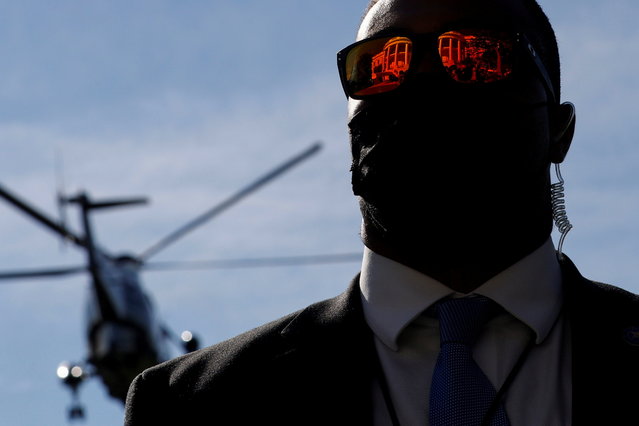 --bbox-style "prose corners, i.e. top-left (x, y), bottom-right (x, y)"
top-left (337, 30), bottom-right (557, 104)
